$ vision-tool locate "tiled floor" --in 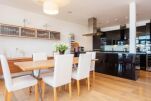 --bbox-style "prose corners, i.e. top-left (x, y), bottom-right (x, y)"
top-left (0, 71), bottom-right (151, 101)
